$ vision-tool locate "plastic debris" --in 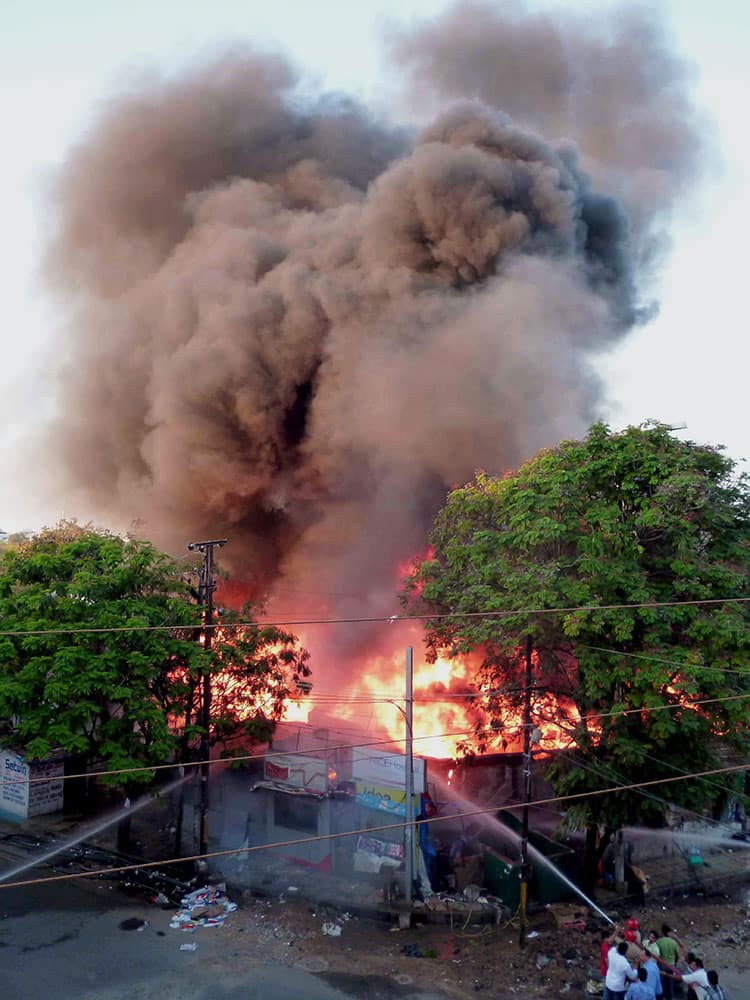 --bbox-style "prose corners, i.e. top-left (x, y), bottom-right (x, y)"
top-left (322, 922), bottom-right (342, 937)
top-left (527, 930), bottom-right (540, 939)
top-left (179, 941), bottom-right (198, 952)
top-left (170, 885), bottom-right (238, 931)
